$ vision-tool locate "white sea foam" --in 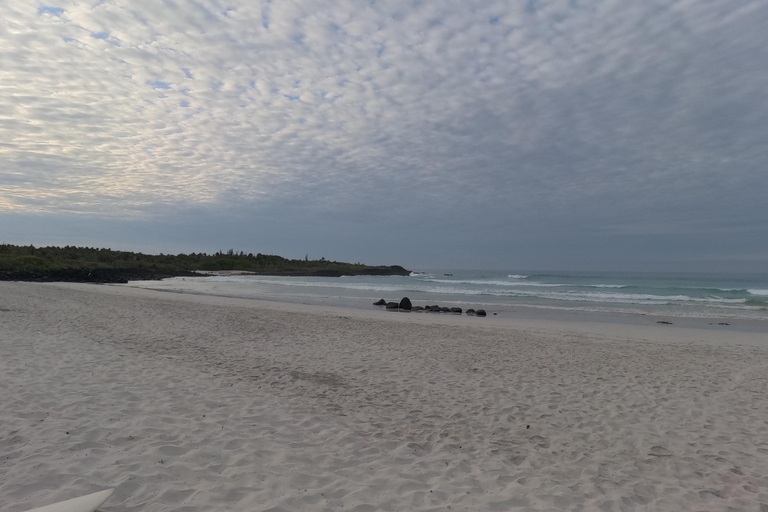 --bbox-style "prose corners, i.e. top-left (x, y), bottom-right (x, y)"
top-left (421, 278), bottom-right (628, 289)
top-left (421, 278), bottom-right (565, 287)
top-left (206, 276), bottom-right (496, 296)
top-left (198, 276), bottom-right (751, 306)
top-left (507, 274), bottom-right (528, 279)
top-left (124, 272), bottom-right (768, 322)
top-left (482, 289), bottom-right (748, 306)
top-left (554, 291), bottom-right (744, 304)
